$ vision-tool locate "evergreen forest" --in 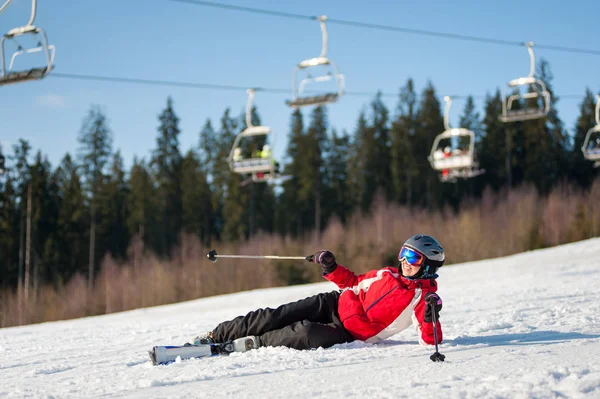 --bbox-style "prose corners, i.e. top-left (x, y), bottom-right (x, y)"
top-left (1, 65), bottom-right (600, 327)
